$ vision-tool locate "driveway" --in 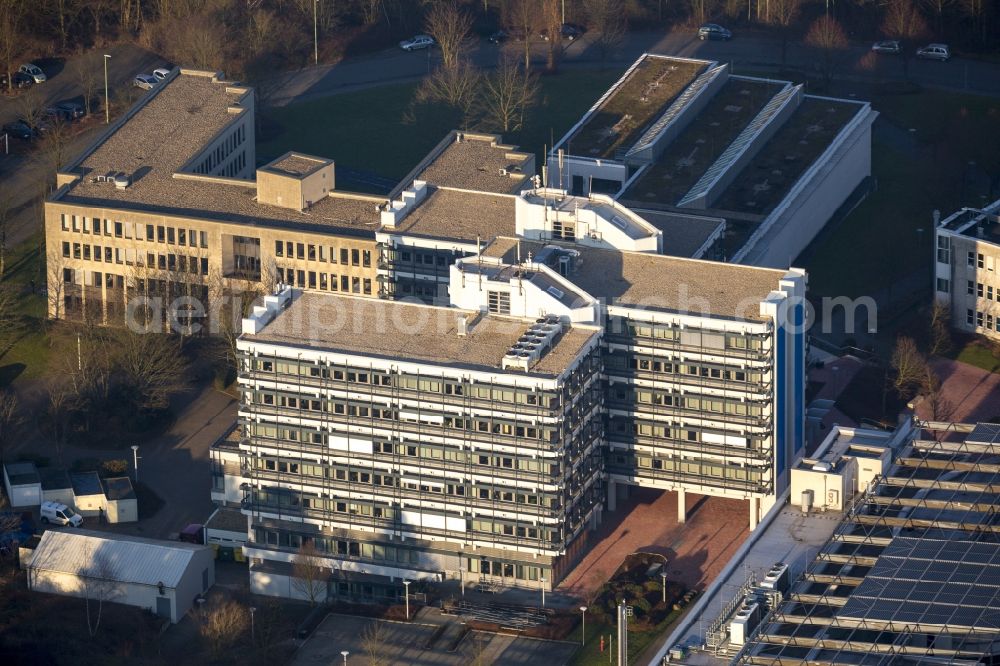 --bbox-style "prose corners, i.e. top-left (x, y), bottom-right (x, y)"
top-left (13, 383), bottom-right (236, 540)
